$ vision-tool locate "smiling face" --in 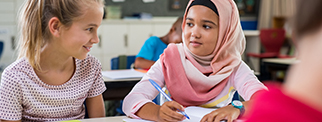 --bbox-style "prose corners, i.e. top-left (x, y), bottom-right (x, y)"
top-left (58, 2), bottom-right (104, 60)
top-left (183, 5), bottom-right (219, 56)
